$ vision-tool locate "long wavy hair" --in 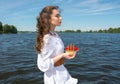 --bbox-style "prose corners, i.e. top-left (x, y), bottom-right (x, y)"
top-left (35, 6), bottom-right (59, 53)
